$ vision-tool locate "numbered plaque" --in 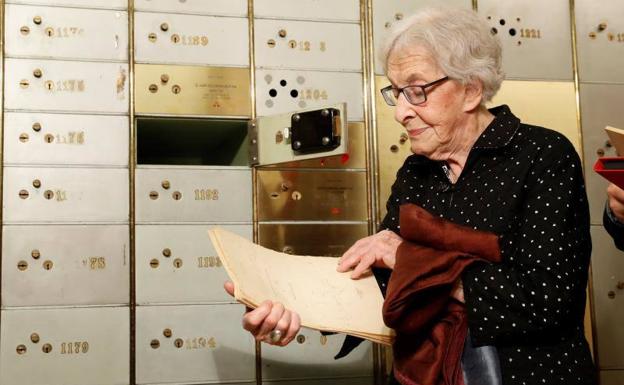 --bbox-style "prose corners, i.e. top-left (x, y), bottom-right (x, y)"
top-left (135, 64), bottom-right (251, 116)
top-left (5, 5), bottom-right (128, 61)
top-left (134, 0), bottom-right (247, 17)
top-left (4, 58), bottom-right (129, 114)
top-left (372, 0), bottom-right (472, 74)
top-left (2, 225), bottom-right (129, 307)
top-left (3, 167), bottom-right (129, 223)
top-left (262, 327), bottom-right (373, 381)
top-left (255, 19), bottom-right (361, 72)
top-left (257, 170), bottom-right (367, 221)
top-left (136, 166), bottom-right (252, 223)
top-left (0, 307), bottom-right (129, 385)
top-left (477, 0), bottom-right (573, 81)
top-left (136, 304), bottom-right (254, 384)
top-left (135, 12), bottom-right (248, 66)
top-left (575, 0), bottom-right (624, 83)
top-left (4, 112), bottom-right (129, 167)
top-left (136, 224), bottom-right (251, 304)
top-left (256, 69), bottom-right (363, 121)
top-left (254, 0), bottom-right (359, 22)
